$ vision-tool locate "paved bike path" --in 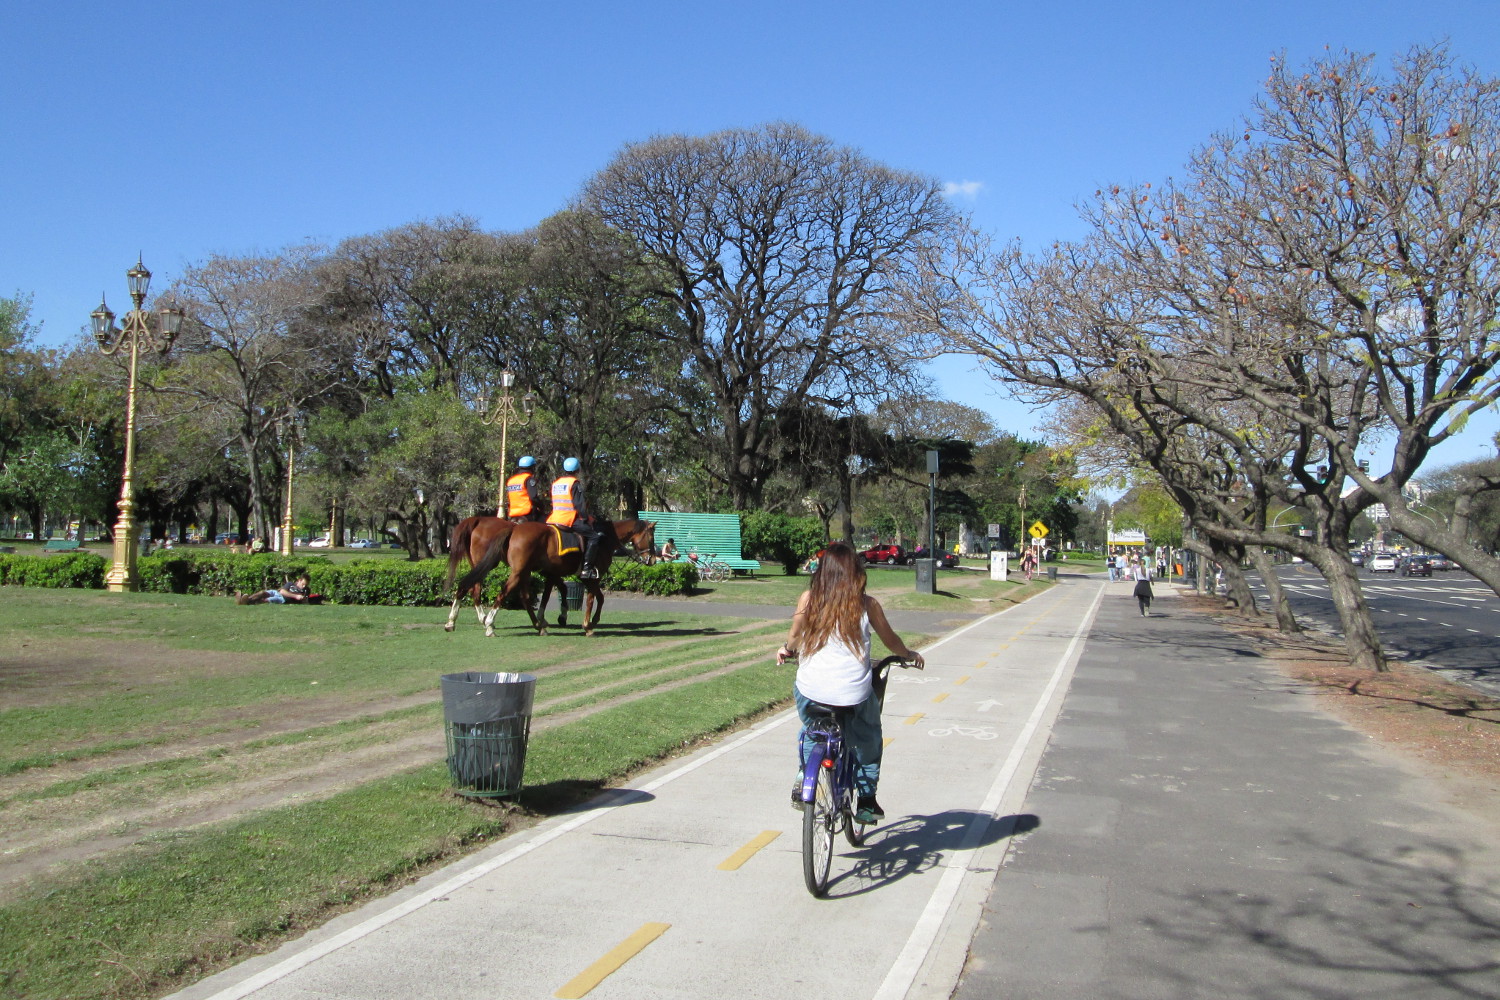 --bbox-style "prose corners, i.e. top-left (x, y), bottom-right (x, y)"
top-left (953, 577), bottom-right (1500, 999)
top-left (170, 579), bottom-right (1104, 1000)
